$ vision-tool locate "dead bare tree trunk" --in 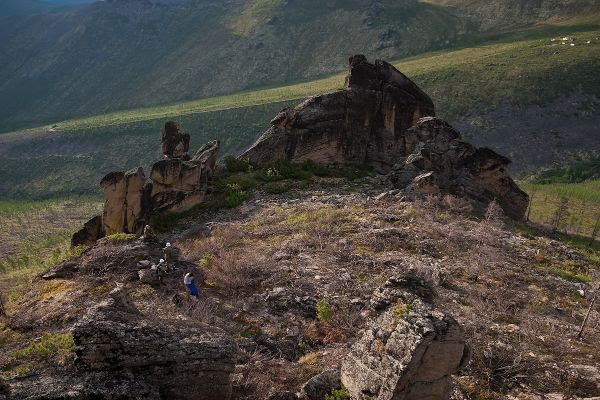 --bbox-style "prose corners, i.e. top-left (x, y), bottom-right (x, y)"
top-left (551, 197), bottom-right (569, 234)
top-left (0, 293), bottom-right (5, 317)
top-left (526, 193), bottom-right (534, 222)
top-left (578, 289), bottom-right (598, 340)
top-left (589, 212), bottom-right (600, 248)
